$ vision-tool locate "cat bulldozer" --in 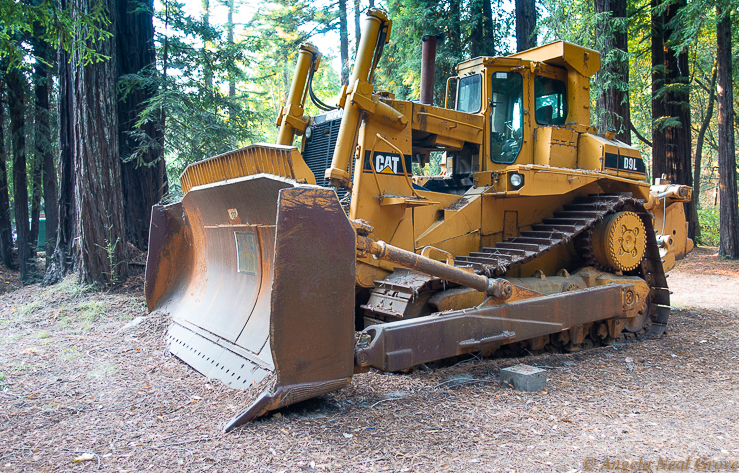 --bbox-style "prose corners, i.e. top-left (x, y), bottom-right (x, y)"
top-left (145, 9), bottom-right (693, 431)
